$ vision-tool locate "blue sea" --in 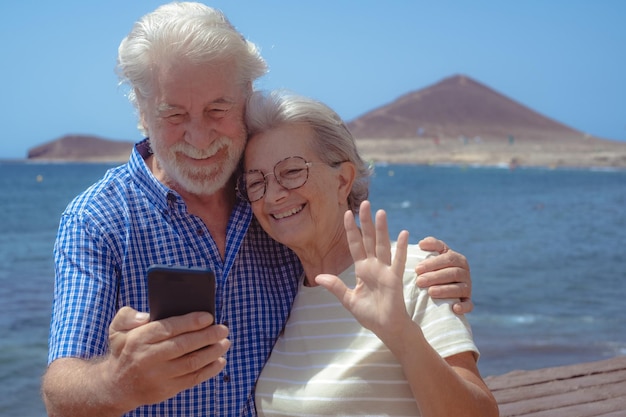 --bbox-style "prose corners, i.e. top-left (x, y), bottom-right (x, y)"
top-left (1, 161), bottom-right (625, 416)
